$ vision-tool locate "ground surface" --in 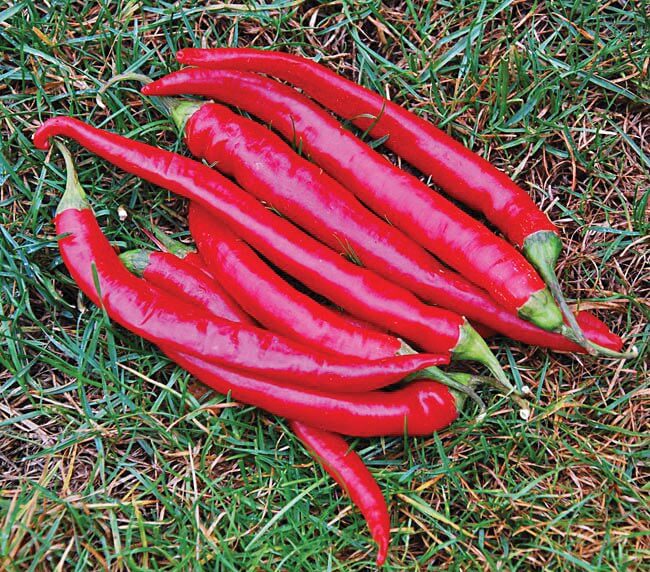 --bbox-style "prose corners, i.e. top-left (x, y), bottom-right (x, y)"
top-left (1, 1), bottom-right (648, 570)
